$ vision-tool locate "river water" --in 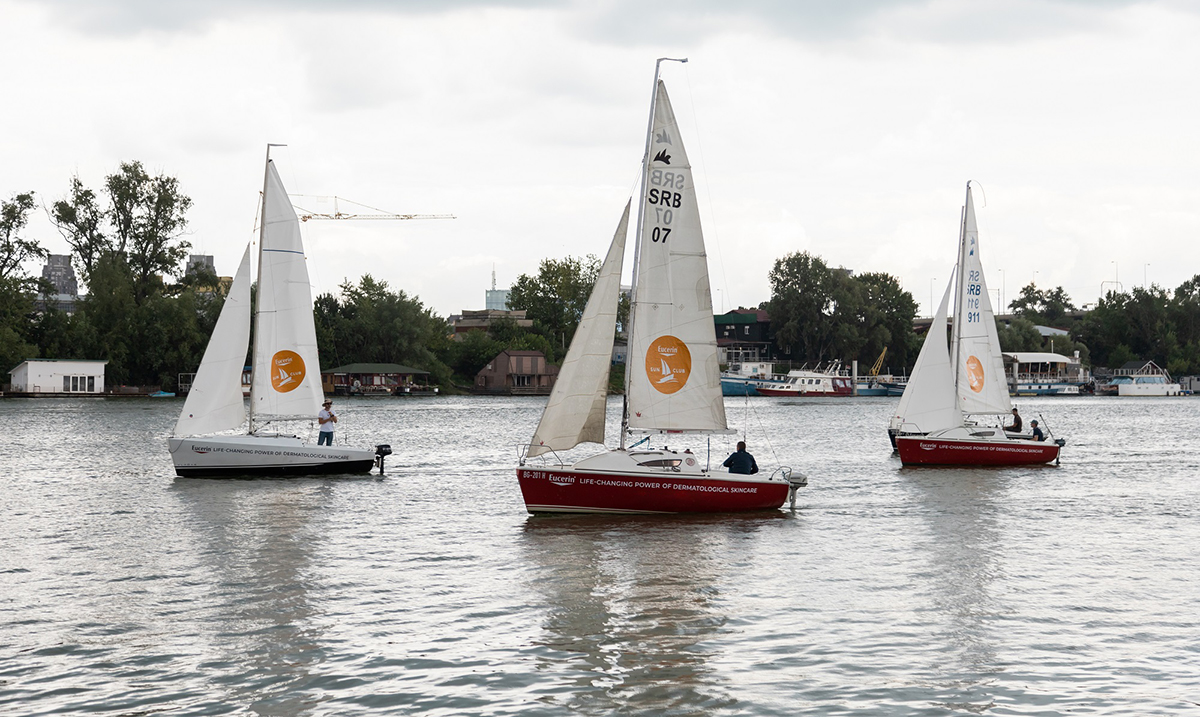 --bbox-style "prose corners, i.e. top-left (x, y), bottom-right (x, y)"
top-left (1, 394), bottom-right (1198, 715)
